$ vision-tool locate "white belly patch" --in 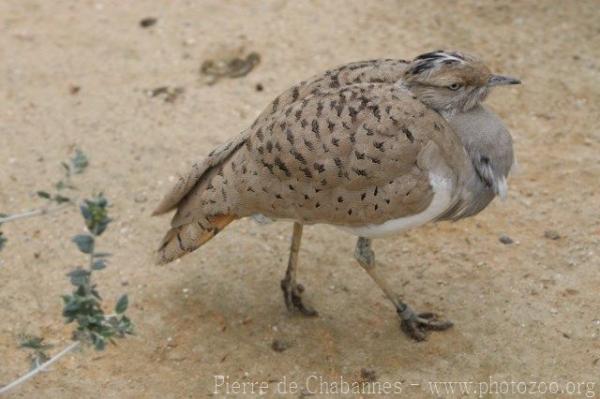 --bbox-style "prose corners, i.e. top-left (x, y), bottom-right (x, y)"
top-left (338, 174), bottom-right (453, 238)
